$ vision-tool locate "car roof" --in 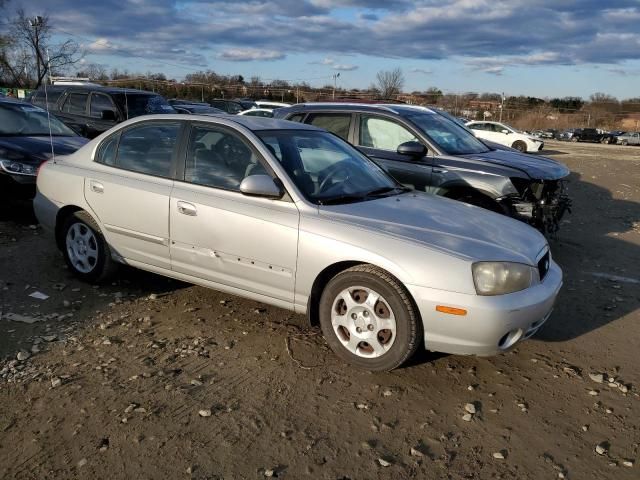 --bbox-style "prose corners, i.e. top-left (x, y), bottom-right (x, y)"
top-left (0, 96), bottom-right (28, 105)
top-left (33, 85), bottom-right (159, 95)
top-left (280, 102), bottom-right (441, 116)
top-left (123, 114), bottom-right (322, 132)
